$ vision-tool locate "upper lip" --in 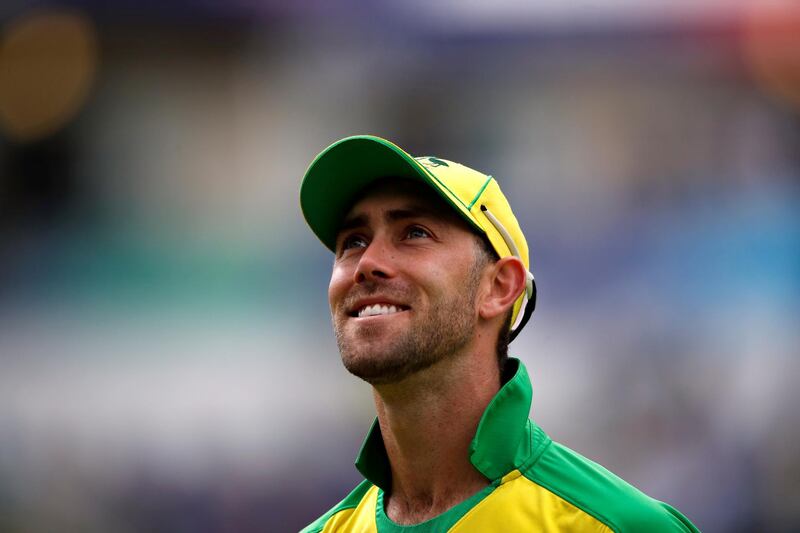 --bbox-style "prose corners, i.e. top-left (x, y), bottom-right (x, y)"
top-left (348, 297), bottom-right (410, 317)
